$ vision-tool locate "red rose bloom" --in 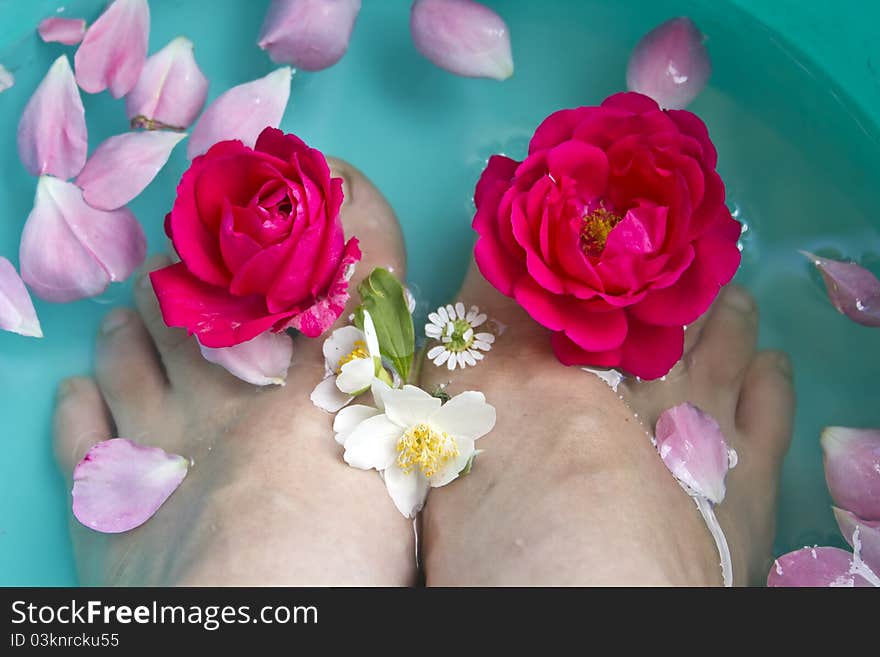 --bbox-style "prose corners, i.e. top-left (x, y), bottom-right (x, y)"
top-left (473, 92), bottom-right (741, 379)
top-left (151, 127), bottom-right (360, 348)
